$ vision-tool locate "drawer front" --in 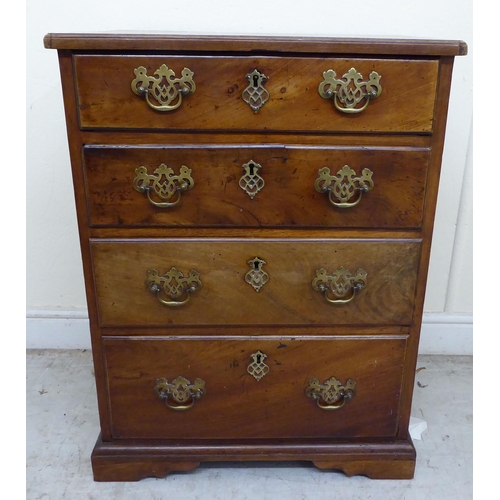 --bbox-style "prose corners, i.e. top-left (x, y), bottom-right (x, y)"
top-left (84, 145), bottom-right (428, 229)
top-left (74, 55), bottom-right (438, 132)
top-left (91, 239), bottom-right (420, 327)
top-left (104, 337), bottom-right (407, 439)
